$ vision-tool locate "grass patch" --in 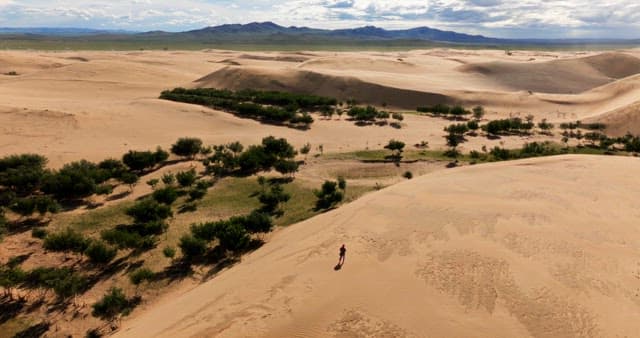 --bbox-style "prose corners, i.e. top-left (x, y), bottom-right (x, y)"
top-left (325, 149), bottom-right (471, 163)
top-left (50, 201), bottom-right (133, 233)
